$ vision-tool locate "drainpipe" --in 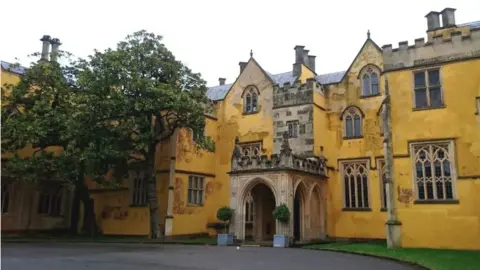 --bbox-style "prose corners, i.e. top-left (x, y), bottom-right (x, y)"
top-left (382, 76), bottom-right (402, 248)
top-left (164, 128), bottom-right (179, 238)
